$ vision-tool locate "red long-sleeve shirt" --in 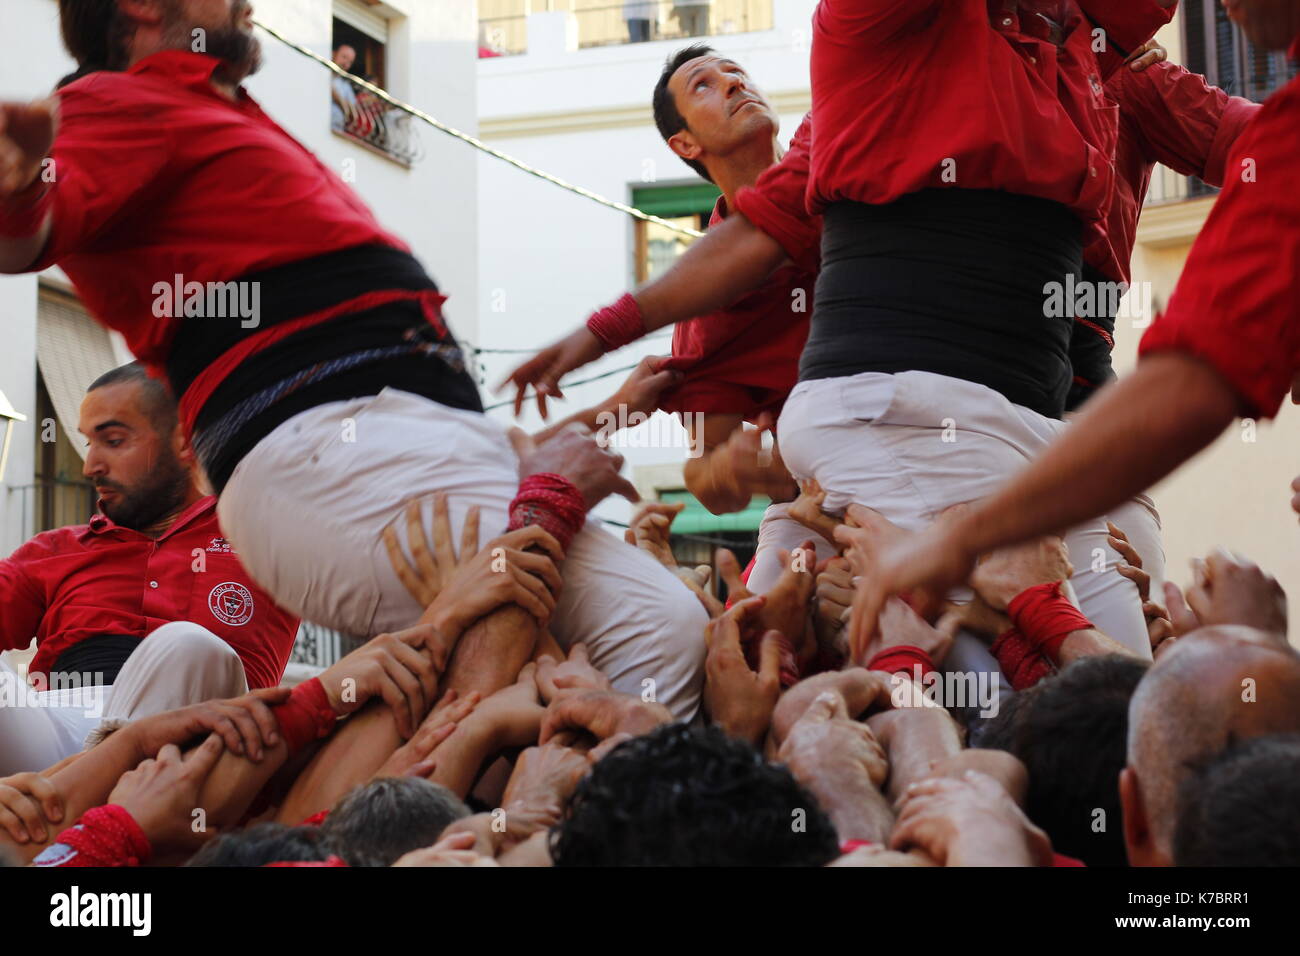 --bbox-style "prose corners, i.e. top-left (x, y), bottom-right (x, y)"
top-left (0, 496), bottom-right (299, 688)
top-left (659, 192), bottom-right (815, 422)
top-left (1086, 61), bottom-right (1261, 284)
top-left (807, 0), bottom-right (1173, 236)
